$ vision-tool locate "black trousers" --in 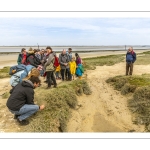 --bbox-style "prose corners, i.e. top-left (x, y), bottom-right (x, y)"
top-left (61, 69), bottom-right (65, 81)
top-left (65, 68), bottom-right (71, 80)
top-left (47, 71), bottom-right (56, 87)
